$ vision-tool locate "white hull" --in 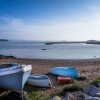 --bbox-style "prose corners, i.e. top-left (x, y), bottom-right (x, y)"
top-left (27, 74), bottom-right (51, 87)
top-left (27, 79), bottom-right (50, 87)
top-left (0, 64), bottom-right (32, 92)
